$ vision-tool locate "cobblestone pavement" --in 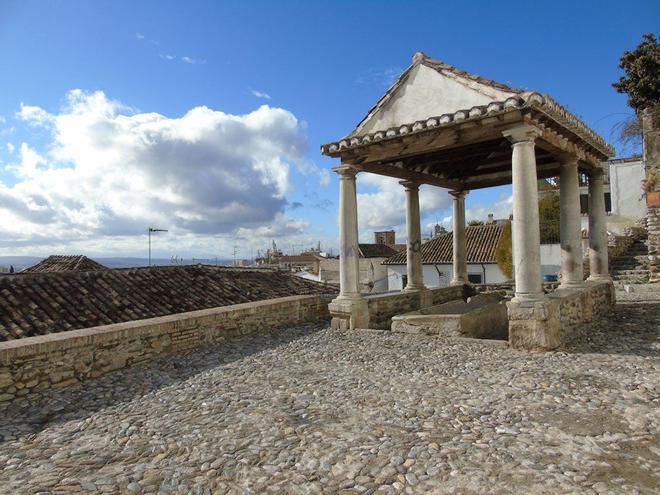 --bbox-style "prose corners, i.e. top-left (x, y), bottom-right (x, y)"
top-left (0, 291), bottom-right (658, 494)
